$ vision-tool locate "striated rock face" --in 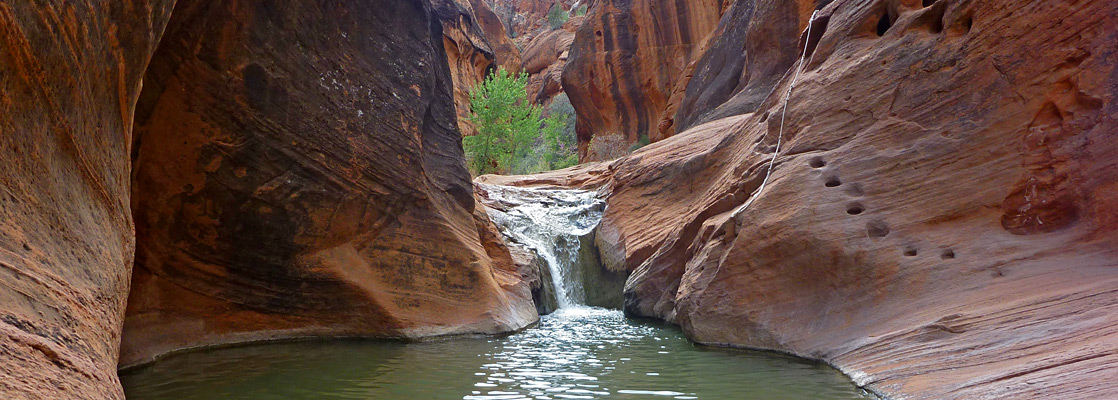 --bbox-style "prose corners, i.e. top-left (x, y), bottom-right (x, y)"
top-left (521, 16), bottom-right (582, 107)
top-left (488, 0), bottom-right (580, 46)
top-left (562, 0), bottom-right (727, 158)
top-left (498, 0), bottom-right (1118, 398)
top-left (122, 0), bottom-right (536, 367)
top-left (469, 0), bottom-right (523, 73)
top-left (0, 2), bottom-right (175, 399)
top-left (674, 0), bottom-right (826, 134)
top-left (436, 0), bottom-right (503, 137)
